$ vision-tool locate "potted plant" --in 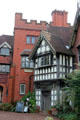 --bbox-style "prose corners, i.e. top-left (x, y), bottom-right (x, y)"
top-left (51, 107), bottom-right (58, 116)
top-left (35, 106), bottom-right (40, 113)
top-left (48, 109), bottom-right (52, 115)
